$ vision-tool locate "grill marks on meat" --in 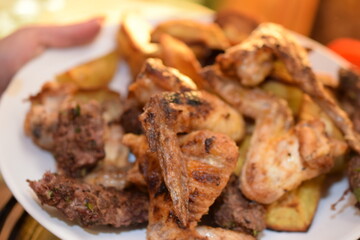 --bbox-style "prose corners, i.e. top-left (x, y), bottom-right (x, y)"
top-left (53, 101), bottom-right (105, 177)
top-left (179, 131), bottom-right (239, 225)
top-left (120, 58), bottom-right (198, 135)
top-left (128, 131), bottom-right (240, 239)
top-left (28, 172), bottom-right (149, 228)
top-left (140, 90), bottom-right (243, 226)
top-left (210, 175), bottom-right (265, 235)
